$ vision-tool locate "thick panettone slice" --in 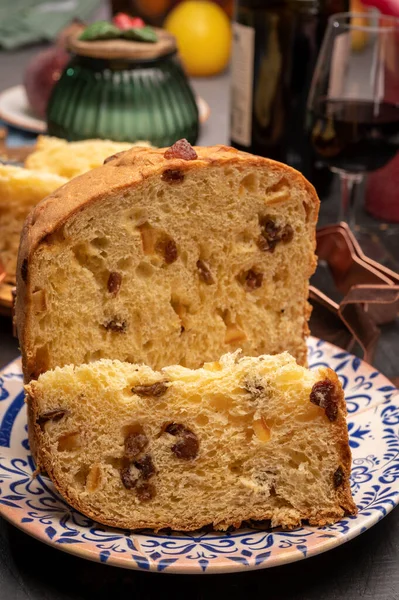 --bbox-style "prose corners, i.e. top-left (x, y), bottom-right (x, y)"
top-left (16, 142), bottom-right (319, 384)
top-left (26, 352), bottom-right (356, 531)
